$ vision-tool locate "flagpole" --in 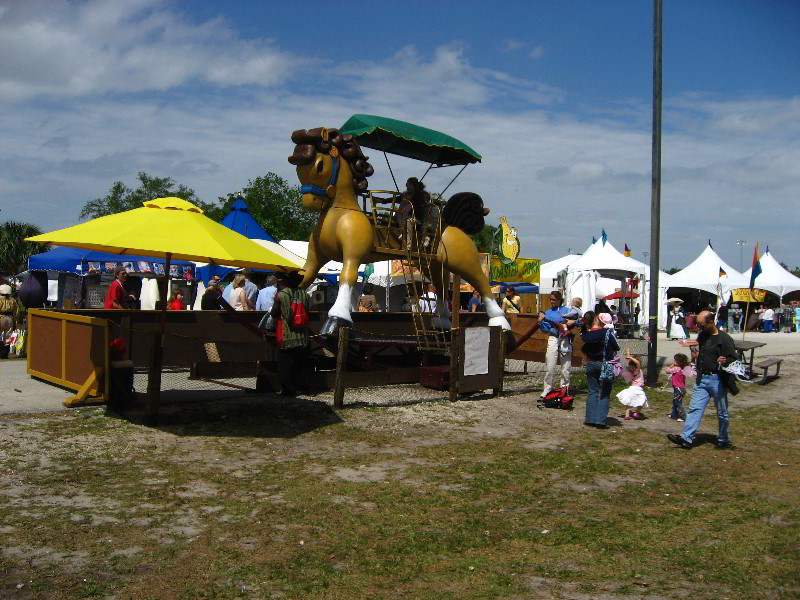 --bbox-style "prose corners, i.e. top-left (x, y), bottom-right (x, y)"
top-left (646, 0), bottom-right (663, 386)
